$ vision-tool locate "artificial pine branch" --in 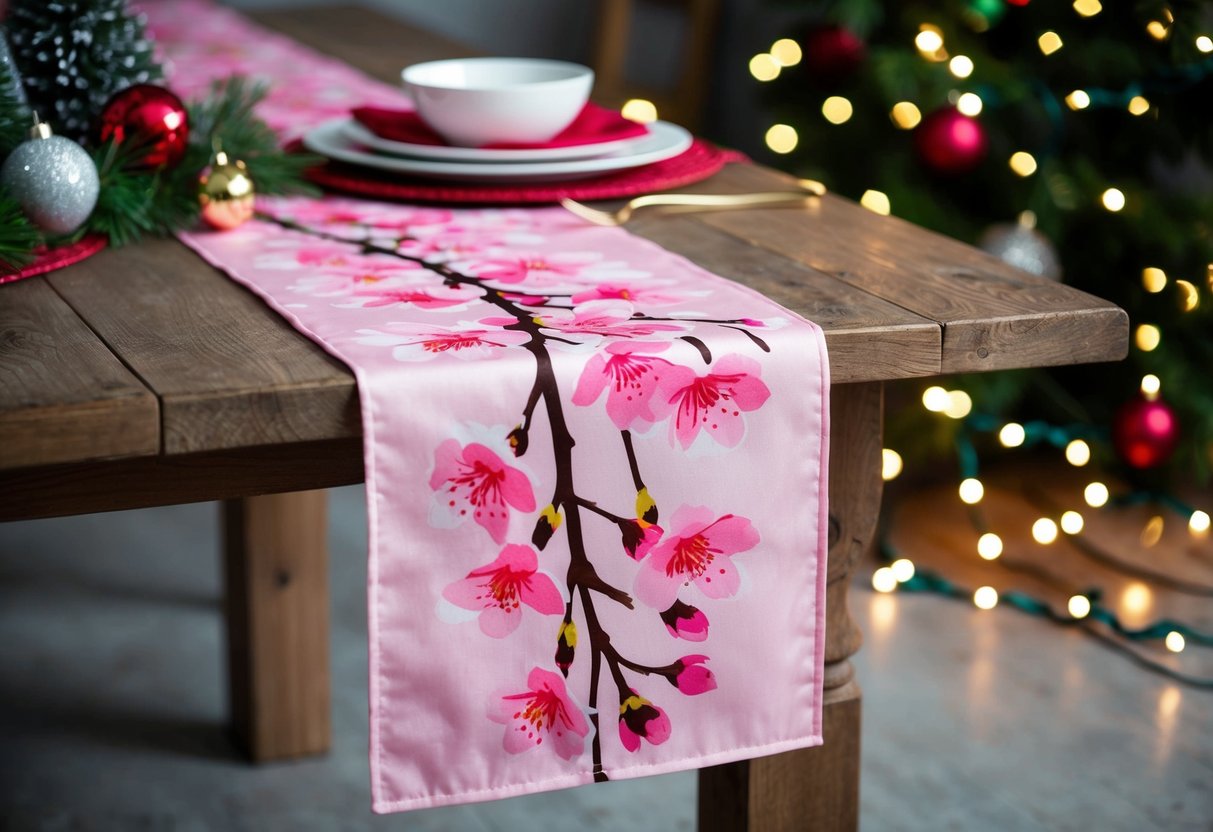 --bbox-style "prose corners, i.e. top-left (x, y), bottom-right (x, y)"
top-left (0, 188), bottom-right (42, 271)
